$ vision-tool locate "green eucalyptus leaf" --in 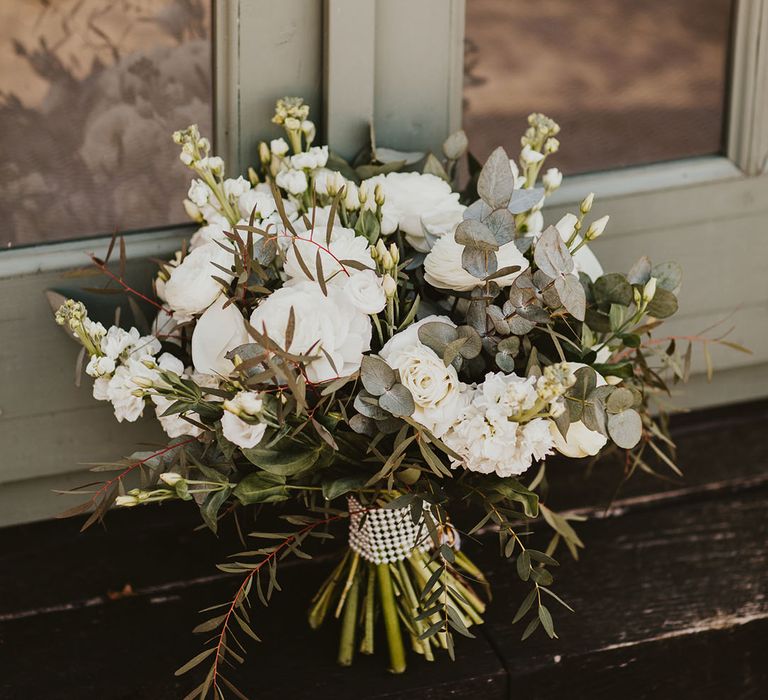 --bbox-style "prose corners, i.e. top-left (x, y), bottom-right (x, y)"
top-left (478, 146), bottom-right (515, 208)
top-left (484, 208), bottom-right (516, 245)
top-left (462, 246), bottom-right (498, 279)
top-left (353, 391), bottom-right (389, 420)
top-left (534, 226), bottom-right (574, 278)
top-left (594, 273), bottom-right (633, 307)
top-left (554, 274), bottom-right (586, 321)
top-left (379, 383), bottom-right (415, 417)
top-left (608, 408), bottom-right (643, 448)
top-left (422, 152), bottom-right (449, 181)
top-left (606, 387), bottom-right (634, 414)
top-left (646, 287), bottom-right (679, 319)
top-left (418, 321), bottom-right (458, 356)
top-left (627, 256), bottom-right (652, 285)
top-left (360, 355), bottom-right (396, 396)
top-left (322, 474), bottom-right (370, 501)
top-left (455, 219), bottom-right (499, 251)
top-left (651, 261), bottom-right (683, 293)
top-left (508, 187), bottom-right (544, 215)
